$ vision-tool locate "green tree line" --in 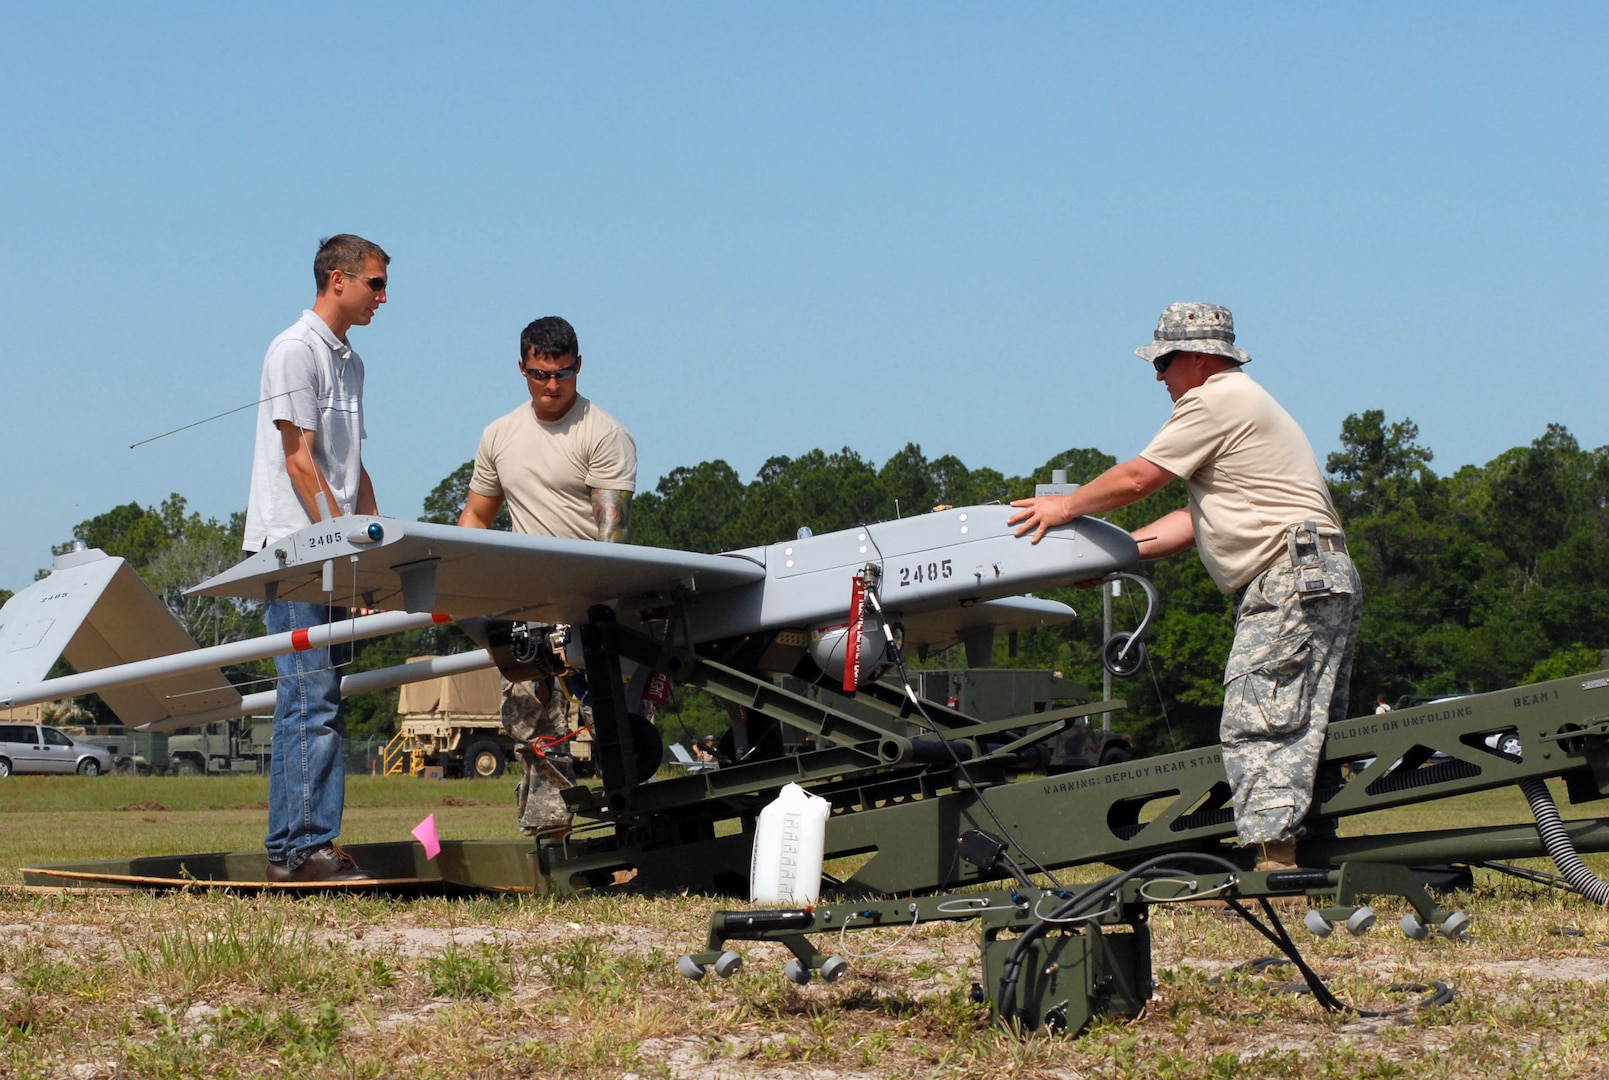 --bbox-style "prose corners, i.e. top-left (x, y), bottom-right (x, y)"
top-left (38, 413), bottom-right (1609, 751)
